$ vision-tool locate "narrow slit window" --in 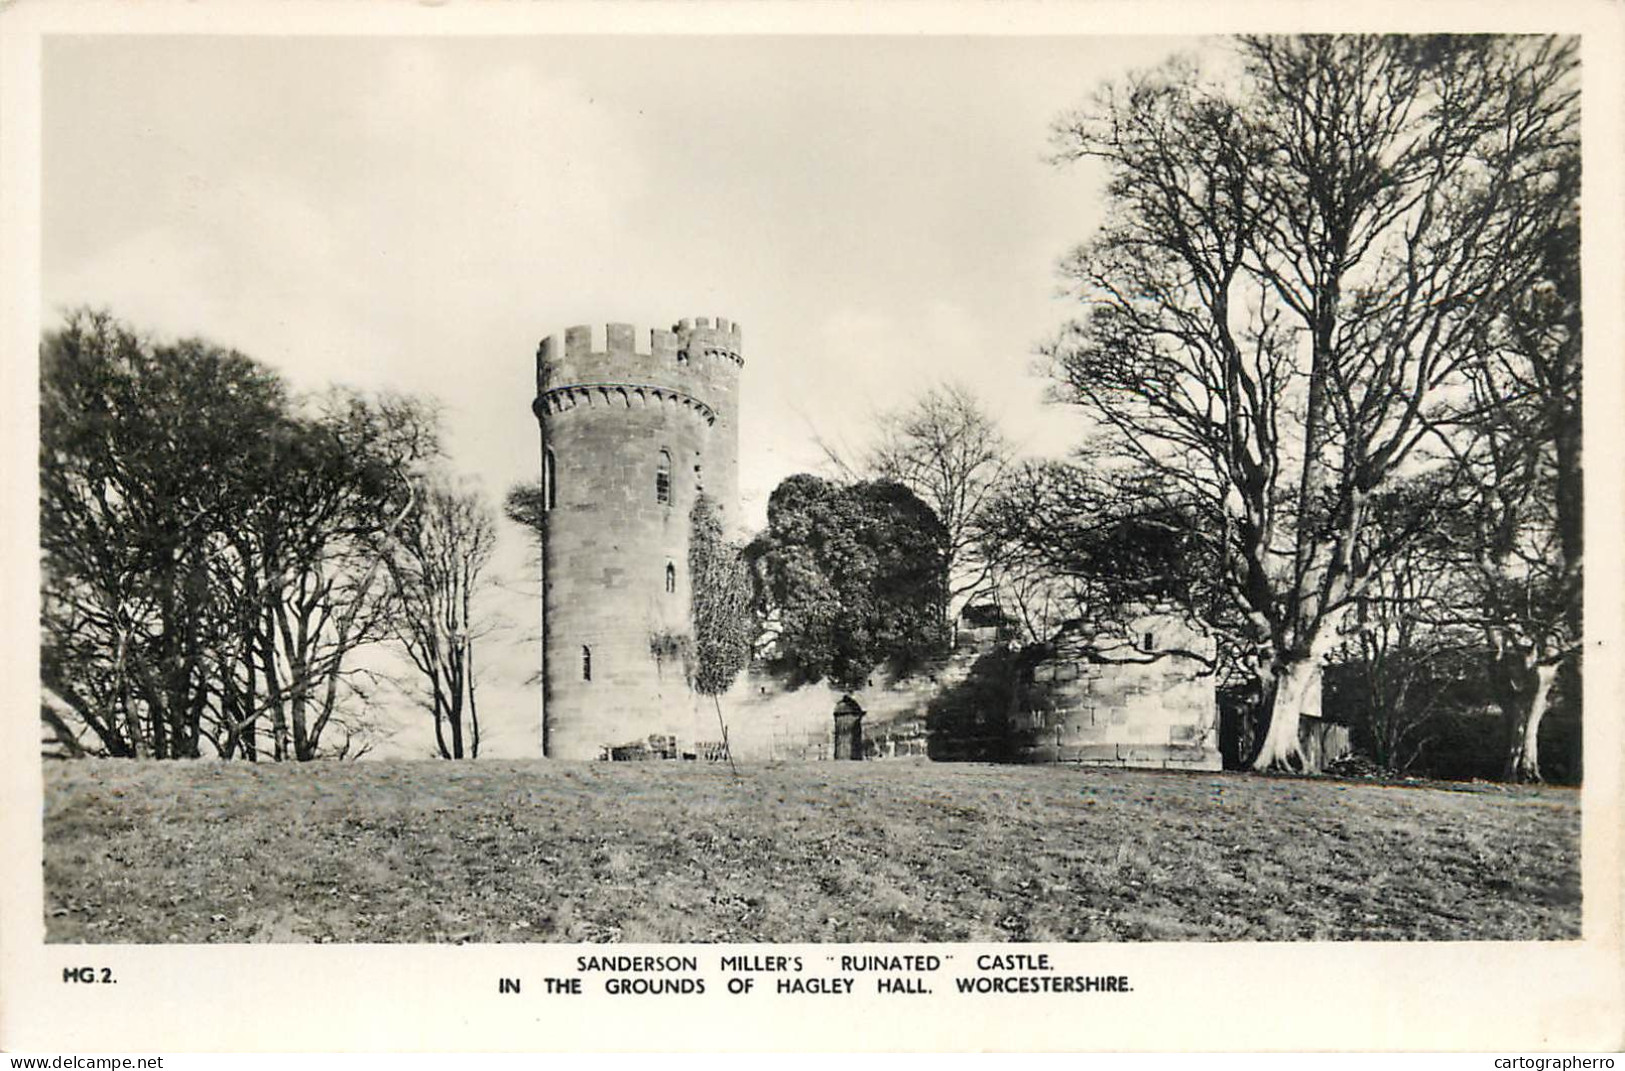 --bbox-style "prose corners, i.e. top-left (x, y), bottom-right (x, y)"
top-left (544, 448), bottom-right (558, 511)
top-left (656, 449), bottom-right (672, 504)
top-left (665, 562), bottom-right (677, 594)
top-left (581, 645), bottom-right (592, 681)
top-left (694, 461), bottom-right (703, 494)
